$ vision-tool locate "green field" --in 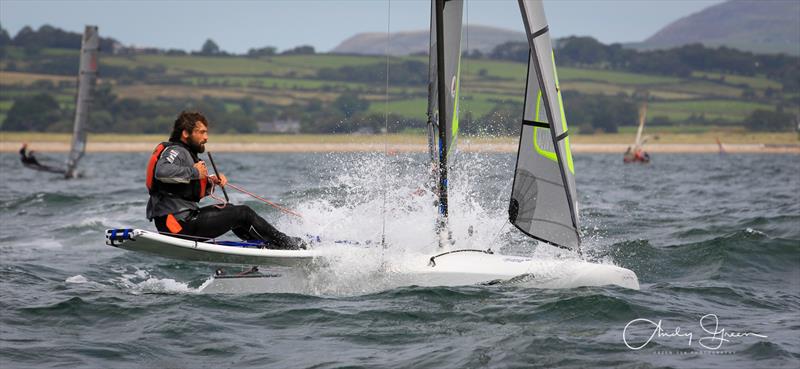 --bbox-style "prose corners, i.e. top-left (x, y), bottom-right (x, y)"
top-left (691, 71), bottom-right (783, 90)
top-left (367, 98), bottom-right (428, 120)
top-left (559, 67), bottom-right (683, 85)
top-left (183, 75), bottom-right (371, 91)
